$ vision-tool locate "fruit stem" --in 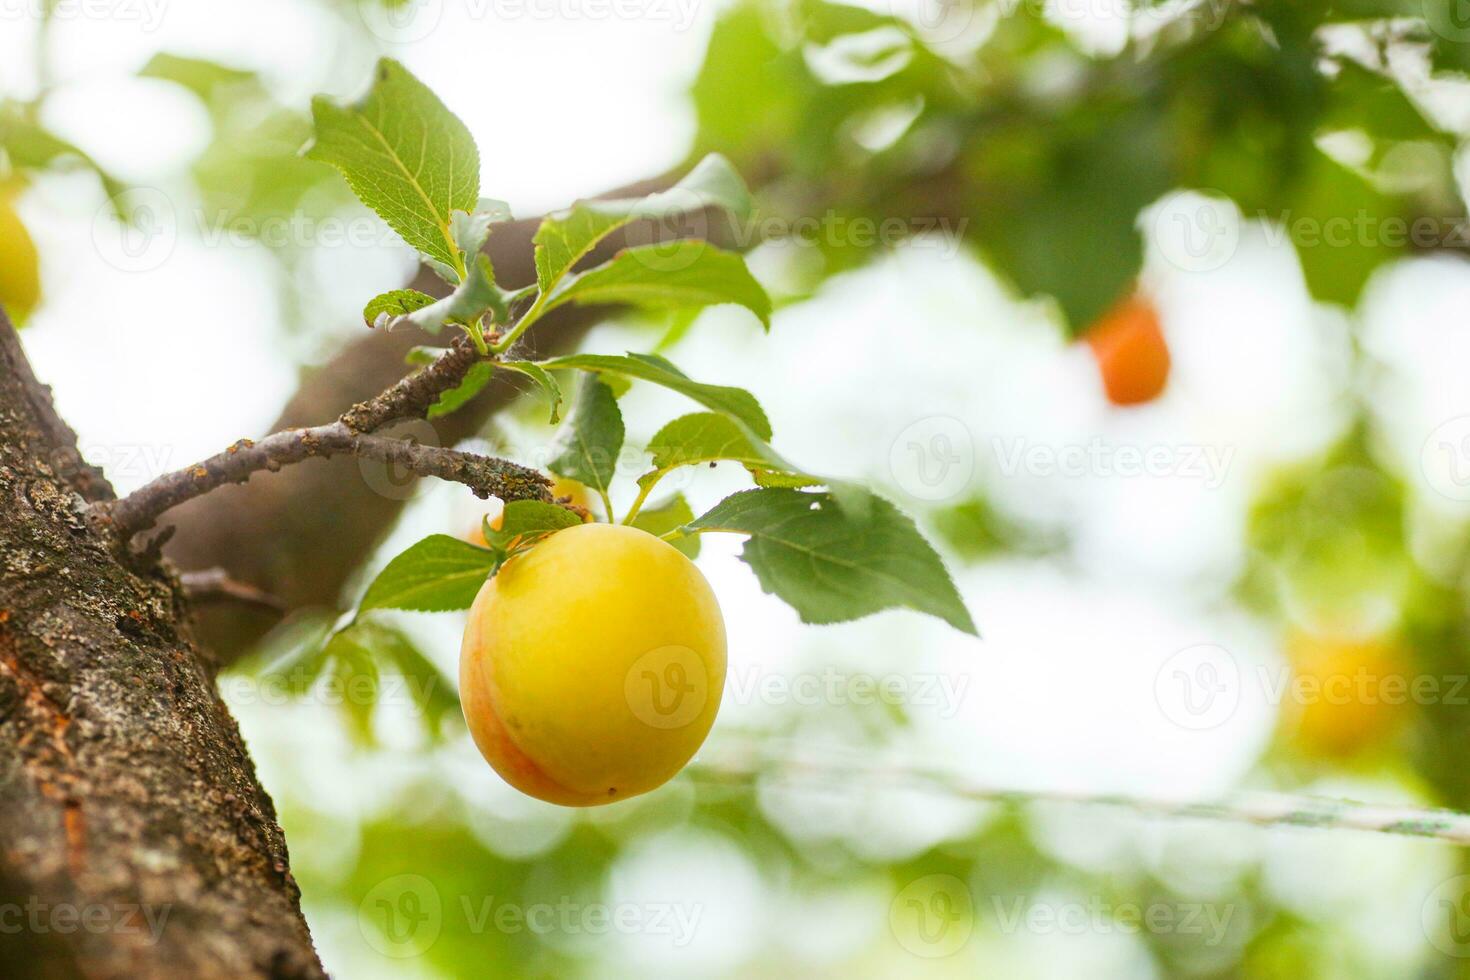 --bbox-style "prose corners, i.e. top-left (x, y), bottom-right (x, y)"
top-left (621, 478), bottom-right (658, 525)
